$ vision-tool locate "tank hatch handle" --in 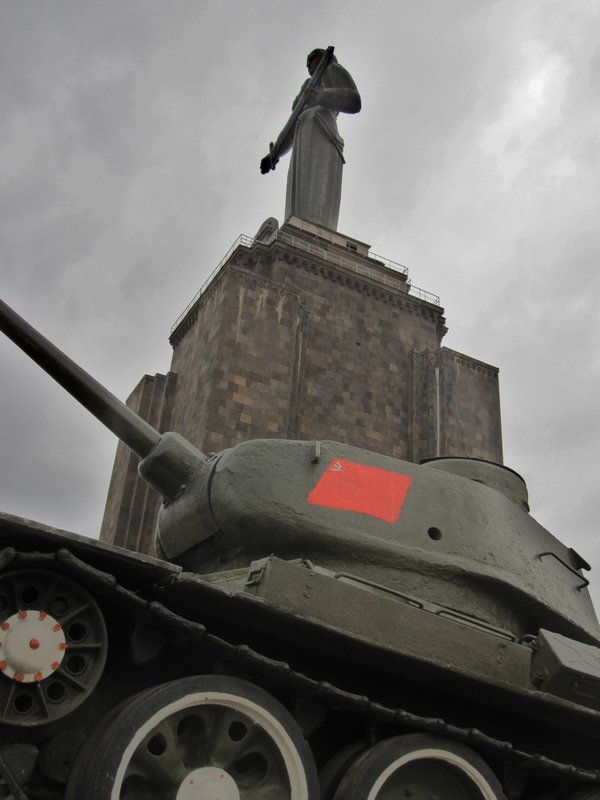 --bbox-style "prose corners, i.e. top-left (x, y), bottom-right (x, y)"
top-left (537, 551), bottom-right (590, 590)
top-left (568, 547), bottom-right (591, 572)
